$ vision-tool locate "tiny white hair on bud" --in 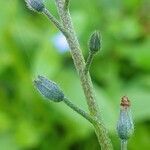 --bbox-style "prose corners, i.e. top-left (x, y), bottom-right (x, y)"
top-left (34, 75), bottom-right (64, 102)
